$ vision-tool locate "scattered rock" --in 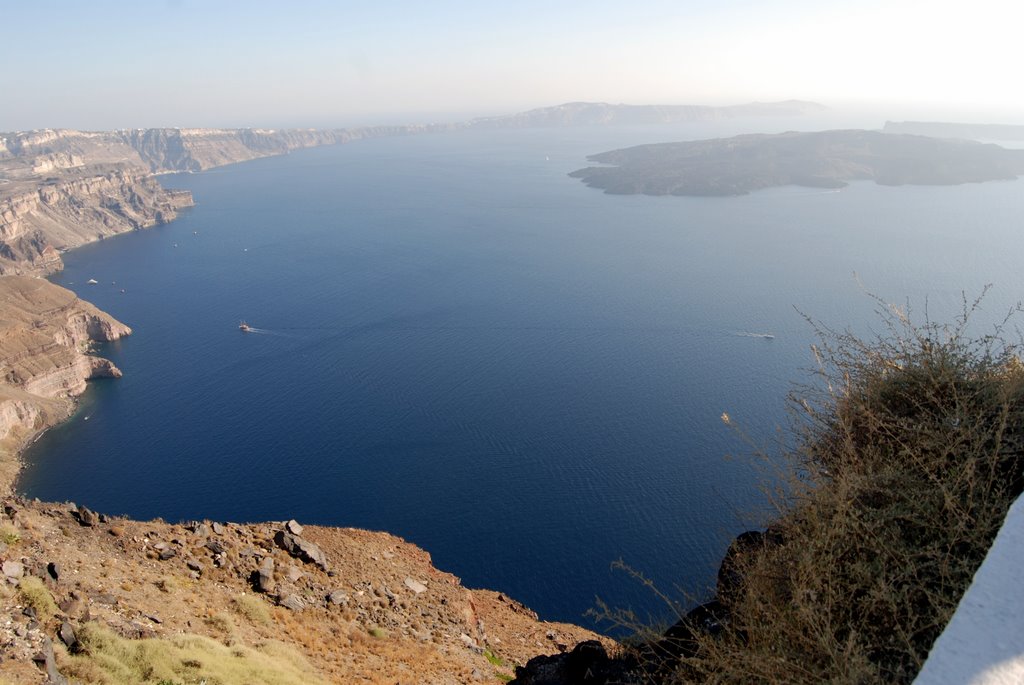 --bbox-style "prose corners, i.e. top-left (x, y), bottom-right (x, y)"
top-left (211, 522), bottom-right (226, 535)
top-left (255, 557), bottom-right (275, 594)
top-left (285, 519), bottom-right (304, 536)
top-left (274, 530), bottom-right (328, 571)
top-left (404, 577), bottom-right (428, 594)
top-left (286, 565), bottom-right (304, 583)
top-left (278, 594), bottom-right (306, 611)
top-left (46, 561), bottom-right (60, 581)
top-left (186, 521), bottom-right (210, 537)
top-left (204, 540), bottom-right (226, 555)
top-left (328, 590), bottom-right (349, 605)
top-left (58, 591), bottom-right (85, 618)
top-left (34, 637), bottom-right (70, 685)
top-left (58, 621), bottom-right (78, 652)
top-left (3, 559), bottom-right (25, 579)
top-left (75, 506), bottom-right (99, 527)
top-left (158, 548), bottom-right (177, 561)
